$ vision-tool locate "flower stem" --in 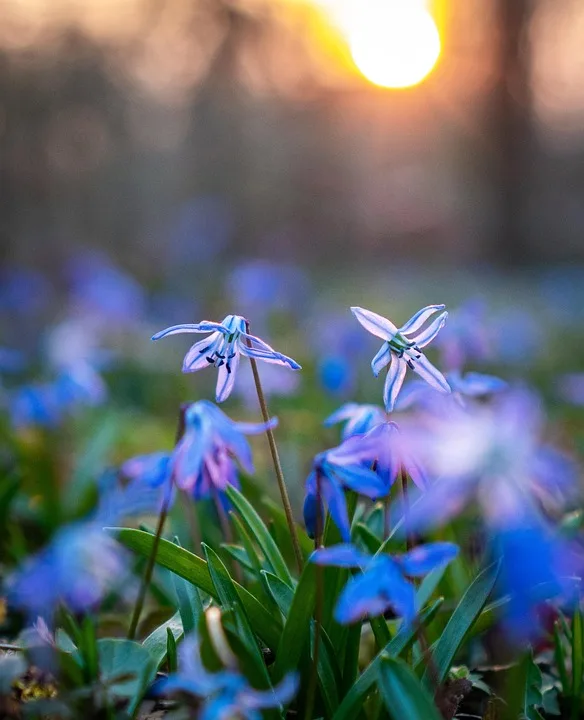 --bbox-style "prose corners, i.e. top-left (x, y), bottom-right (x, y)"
top-left (244, 323), bottom-right (304, 574)
top-left (305, 472), bottom-right (323, 720)
top-left (127, 405), bottom-right (187, 640)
